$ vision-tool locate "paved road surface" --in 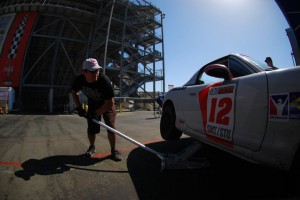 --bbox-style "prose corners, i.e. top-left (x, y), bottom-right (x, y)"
top-left (0, 111), bottom-right (299, 200)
